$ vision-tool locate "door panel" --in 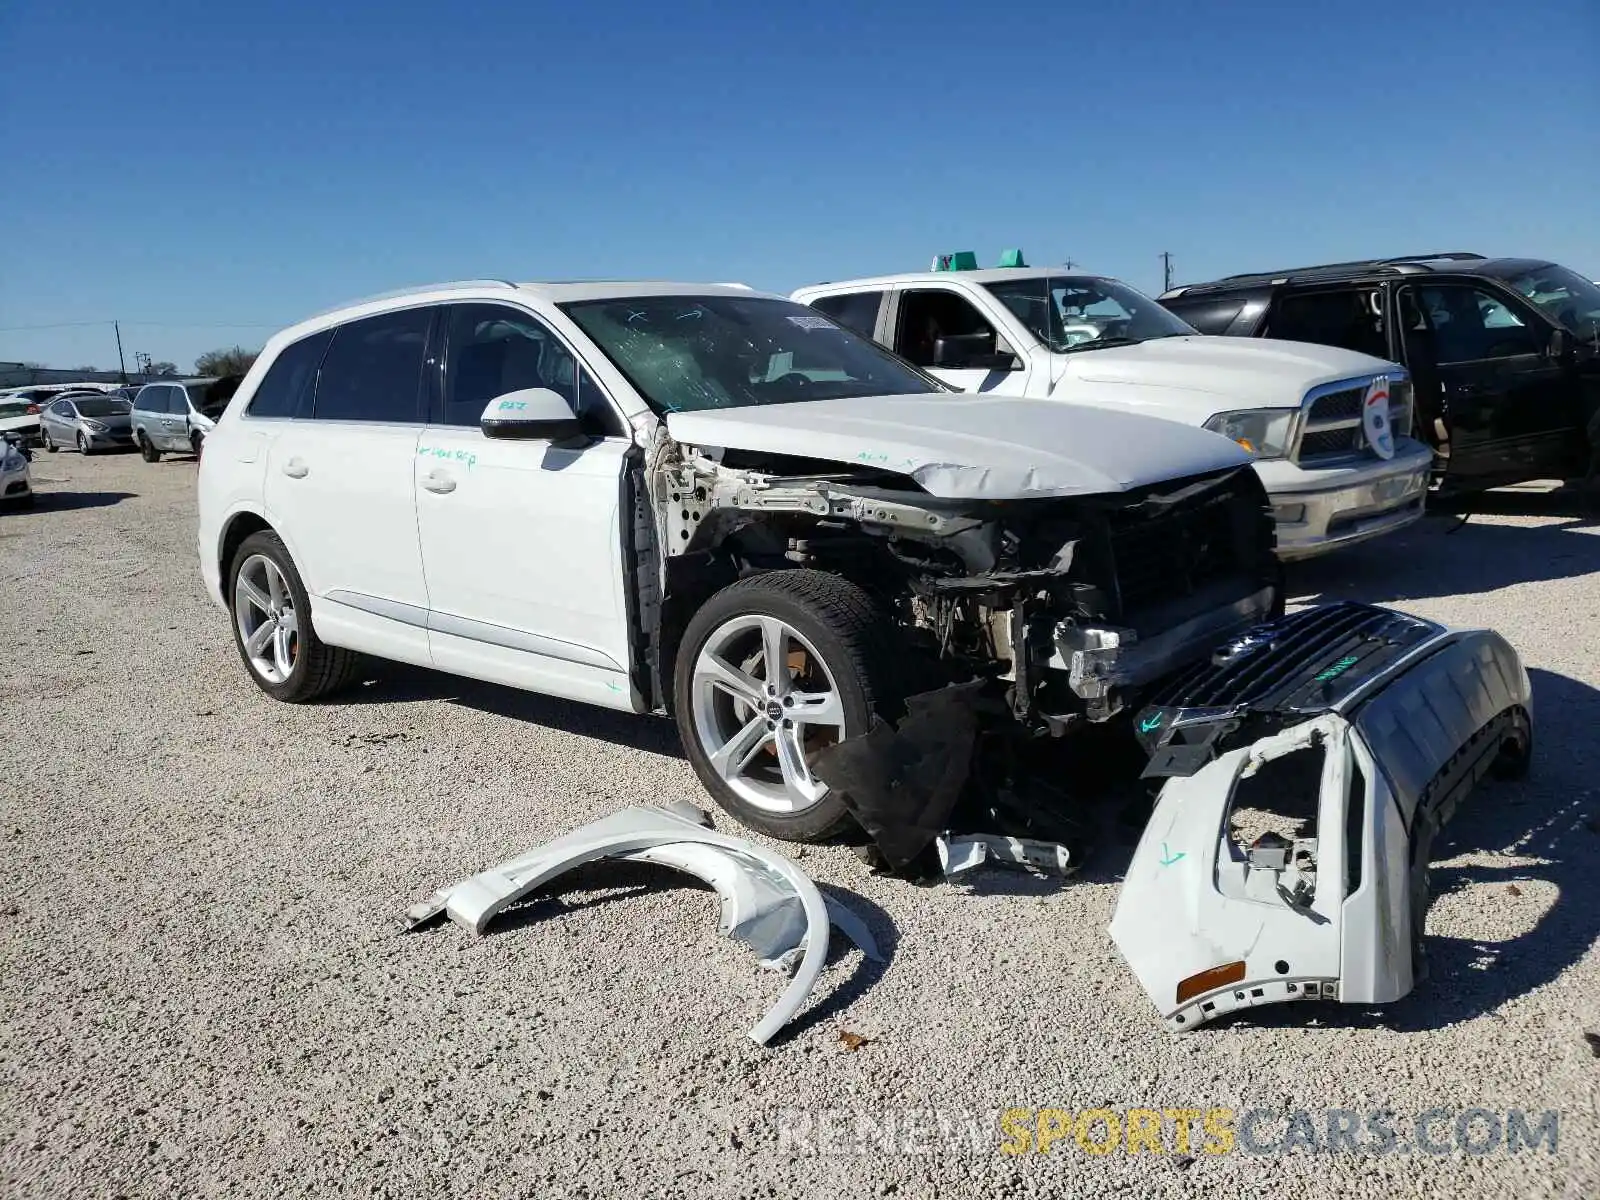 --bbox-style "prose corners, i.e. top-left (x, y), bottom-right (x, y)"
top-left (416, 302), bottom-right (635, 707)
top-left (160, 387), bottom-right (185, 447)
top-left (1397, 283), bottom-right (1575, 483)
top-left (261, 304), bottom-right (435, 662)
top-left (415, 431), bottom-right (633, 678)
top-left (263, 422), bottom-right (430, 658)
